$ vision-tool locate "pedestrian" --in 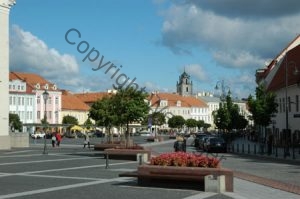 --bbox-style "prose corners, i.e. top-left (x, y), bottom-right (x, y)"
top-left (83, 133), bottom-right (90, 149)
top-left (51, 133), bottom-right (56, 147)
top-left (55, 132), bottom-right (62, 147)
top-left (174, 135), bottom-right (186, 152)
